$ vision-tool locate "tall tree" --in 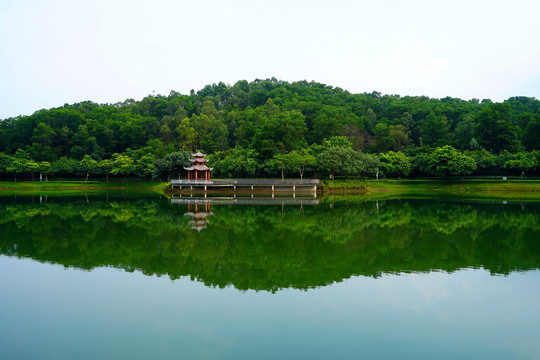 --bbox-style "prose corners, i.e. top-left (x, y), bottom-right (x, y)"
top-left (475, 103), bottom-right (518, 153)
